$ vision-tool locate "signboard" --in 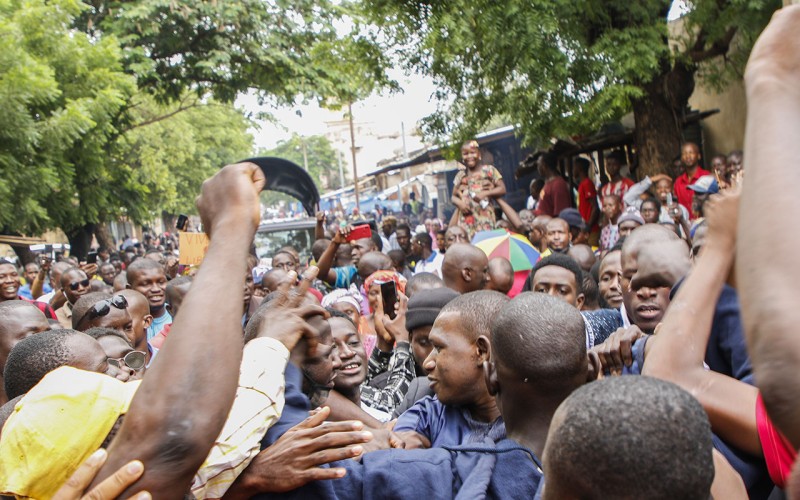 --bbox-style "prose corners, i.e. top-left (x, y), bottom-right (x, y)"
top-left (179, 232), bottom-right (209, 266)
